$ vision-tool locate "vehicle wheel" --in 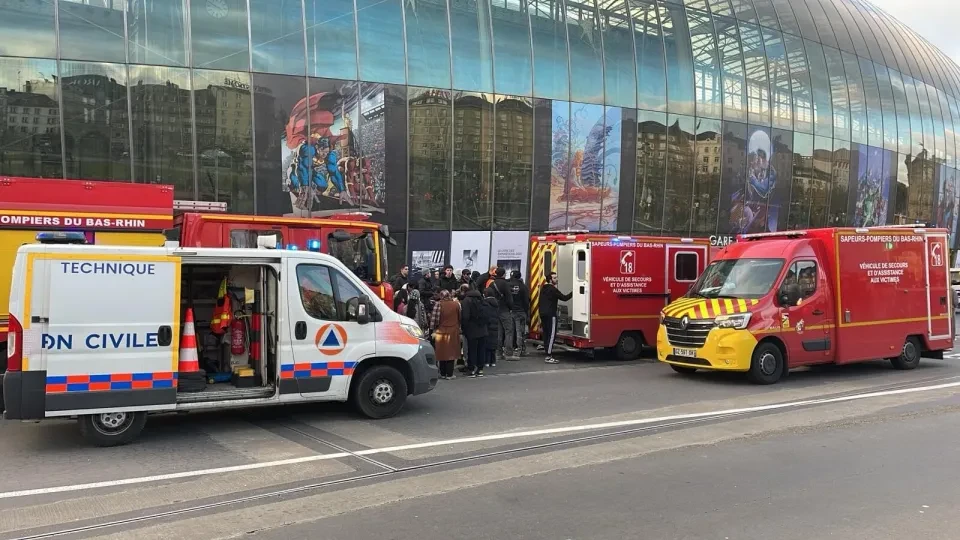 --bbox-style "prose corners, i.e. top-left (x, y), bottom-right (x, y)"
top-left (615, 332), bottom-right (643, 361)
top-left (78, 411), bottom-right (147, 447)
top-left (748, 342), bottom-right (785, 385)
top-left (670, 364), bottom-right (697, 375)
top-left (352, 365), bottom-right (408, 419)
top-left (890, 336), bottom-right (922, 370)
